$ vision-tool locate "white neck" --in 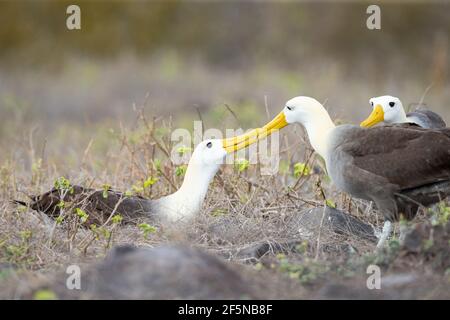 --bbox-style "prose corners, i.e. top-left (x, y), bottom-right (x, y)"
top-left (156, 161), bottom-right (219, 222)
top-left (302, 111), bottom-right (336, 159)
top-left (389, 109), bottom-right (408, 124)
